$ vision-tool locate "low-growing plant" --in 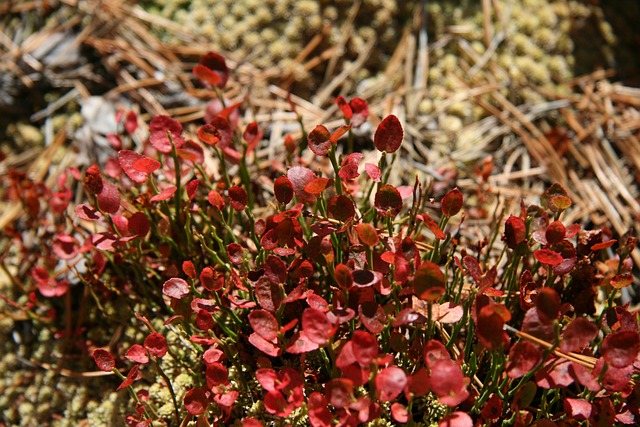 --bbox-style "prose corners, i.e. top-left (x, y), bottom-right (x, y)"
top-left (4, 52), bottom-right (639, 426)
